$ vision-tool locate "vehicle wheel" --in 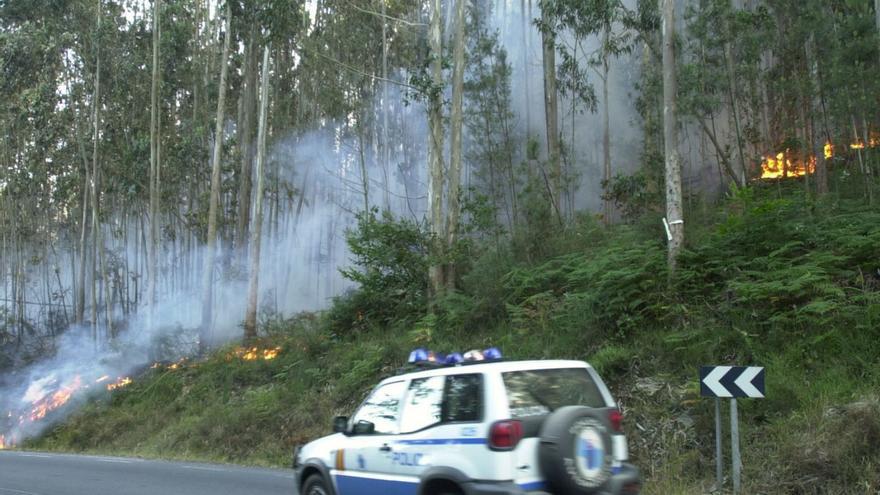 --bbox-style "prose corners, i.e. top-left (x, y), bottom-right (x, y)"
top-left (302, 474), bottom-right (331, 495)
top-left (538, 406), bottom-right (614, 495)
